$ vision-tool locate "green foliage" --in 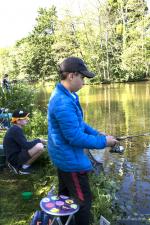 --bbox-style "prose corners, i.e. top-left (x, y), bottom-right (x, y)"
top-left (0, 2), bottom-right (150, 83)
top-left (13, 7), bottom-right (58, 82)
top-left (0, 83), bottom-right (36, 112)
top-left (90, 173), bottom-right (121, 224)
top-left (25, 110), bottom-right (48, 138)
top-left (0, 47), bottom-right (15, 78)
top-left (0, 162), bottom-right (121, 225)
top-left (0, 82), bottom-right (48, 142)
top-left (116, 24), bottom-right (123, 35)
top-left (0, 157), bottom-right (57, 225)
